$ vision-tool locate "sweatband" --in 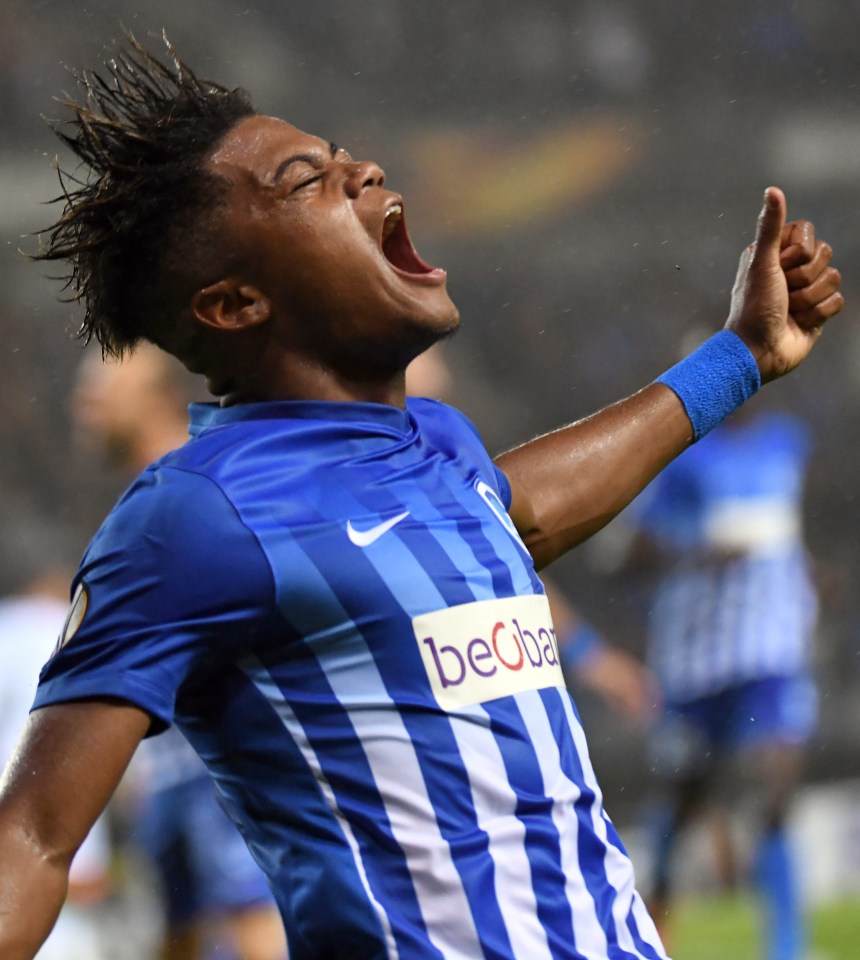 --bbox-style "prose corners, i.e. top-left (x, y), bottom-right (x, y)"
top-left (559, 622), bottom-right (604, 673)
top-left (655, 330), bottom-right (761, 441)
